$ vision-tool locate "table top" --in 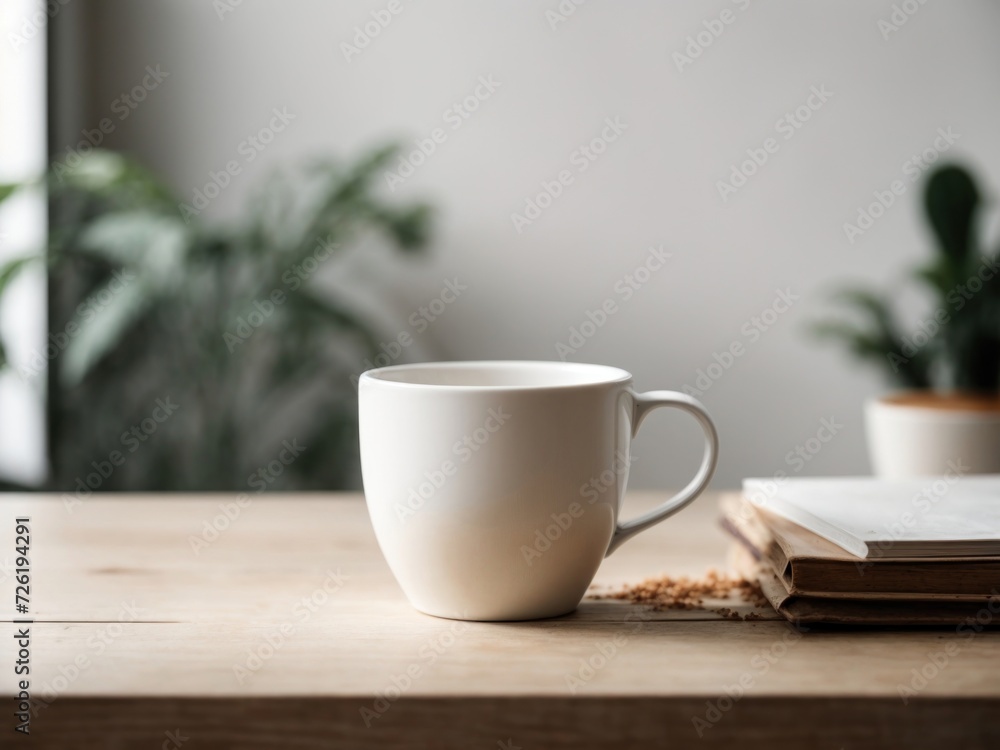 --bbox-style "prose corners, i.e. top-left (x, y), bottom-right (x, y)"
top-left (3, 491), bottom-right (998, 749)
